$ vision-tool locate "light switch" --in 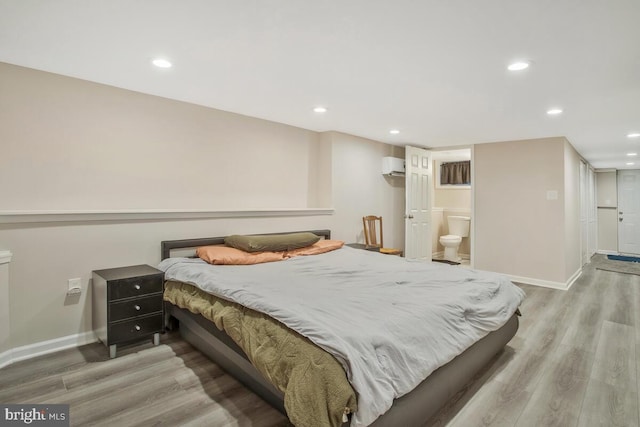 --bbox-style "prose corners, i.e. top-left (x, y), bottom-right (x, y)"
top-left (67, 278), bottom-right (82, 295)
top-left (546, 190), bottom-right (558, 200)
